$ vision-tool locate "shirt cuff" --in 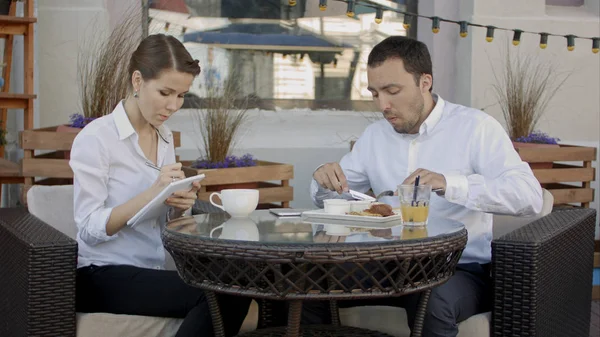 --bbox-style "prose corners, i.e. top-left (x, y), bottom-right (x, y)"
top-left (81, 207), bottom-right (116, 245)
top-left (443, 173), bottom-right (469, 206)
